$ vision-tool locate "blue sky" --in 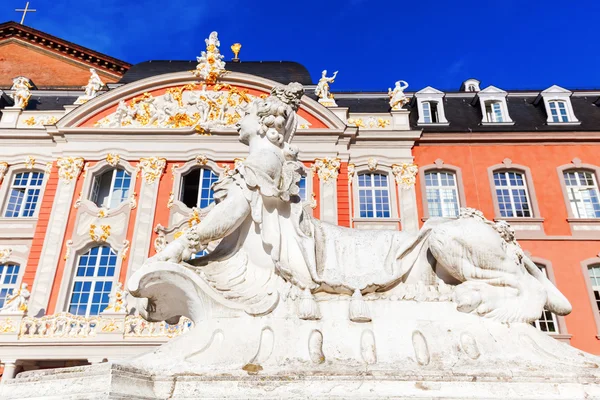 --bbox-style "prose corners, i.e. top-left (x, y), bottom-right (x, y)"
top-left (2, 0), bottom-right (600, 91)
